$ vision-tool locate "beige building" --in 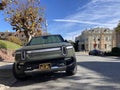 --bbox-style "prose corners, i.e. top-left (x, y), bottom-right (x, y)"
top-left (75, 28), bottom-right (114, 51)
